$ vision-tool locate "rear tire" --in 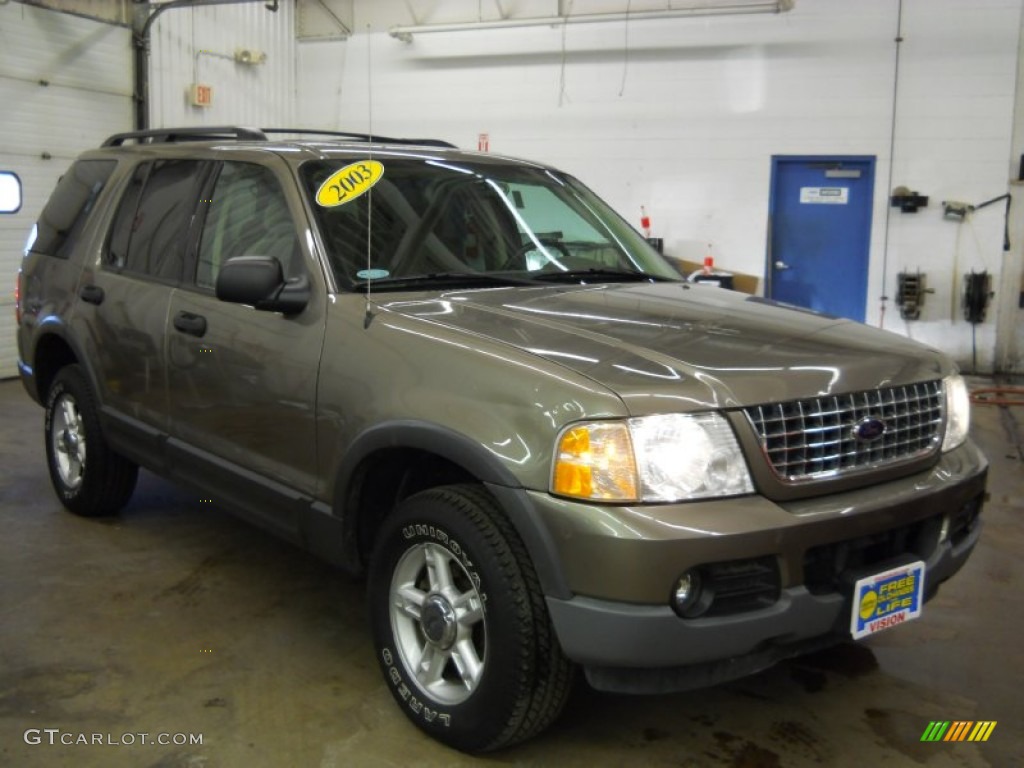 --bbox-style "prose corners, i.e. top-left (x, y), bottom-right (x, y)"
top-left (44, 365), bottom-right (138, 517)
top-left (367, 484), bottom-right (572, 752)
